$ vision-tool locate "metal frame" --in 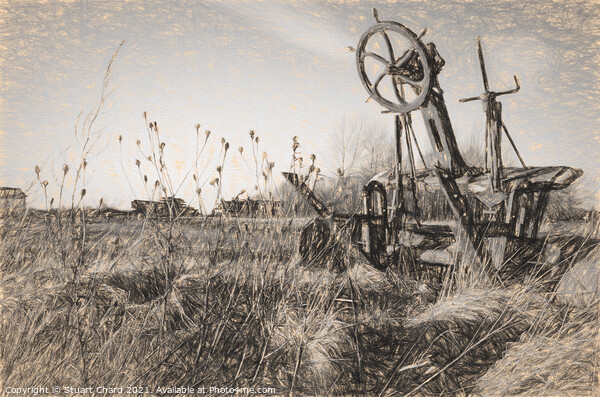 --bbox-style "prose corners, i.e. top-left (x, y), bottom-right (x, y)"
top-left (284, 10), bottom-right (583, 281)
